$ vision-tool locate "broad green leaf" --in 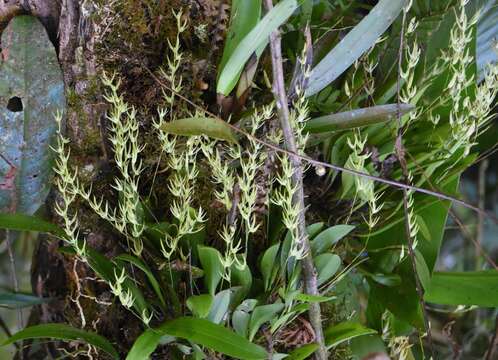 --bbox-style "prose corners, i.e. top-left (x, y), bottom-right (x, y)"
top-left (0, 16), bottom-right (65, 214)
top-left (304, 104), bottom-right (415, 133)
top-left (187, 294), bottom-right (214, 318)
top-left (306, 0), bottom-right (408, 96)
top-left (281, 223), bottom-right (326, 271)
top-left (217, 0), bottom-right (298, 95)
top-left (218, 0), bottom-right (262, 77)
top-left (286, 343), bottom-right (318, 360)
top-left (157, 317), bottom-right (268, 359)
top-left (248, 303), bottom-right (285, 341)
top-left (126, 329), bottom-right (162, 360)
top-left (425, 271), bottom-right (498, 307)
top-left (161, 117), bottom-right (237, 143)
top-left (311, 225), bottom-right (355, 255)
top-left (1, 323), bottom-right (118, 359)
top-left (0, 292), bottom-right (51, 309)
top-left (325, 321), bottom-right (377, 349)
top-left (198, 246), bottom-right (224, 295)
top-left (207, 290), bottom-right (231, 324)
top-left (0, 213), bottom-right (64, 237)
top-left (315, 254), bottom-right (341, 286)
top-left (115, 253), bottom-right (166, 309)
